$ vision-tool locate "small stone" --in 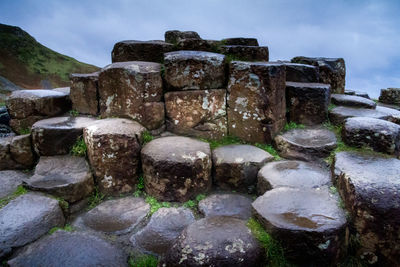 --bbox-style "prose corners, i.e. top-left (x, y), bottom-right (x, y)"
top-left (111, 40), bottom-right (174, 63)
top-left (331, 94), bottom-right (376, 109)
top-left (165, 30), bottom-right (201, 44)
top-left (379, 87), bottom-right (400, 105)
top-left (9, 134), bottom-right (35, 168)
top-left (0, 170), bottom-right (28, 198)
top-left (329, 106), bottom-right (400, 125)
top-left (221, 37), bottom-right (259, 46)
top-left (284, 63), bottom-right (320, 83)
top-left (198, 193), bottom-right (252, 220)
top-left (220, 45), bottom-right (269, 61)
top-left (70, 72), bottom-right (99, 115)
